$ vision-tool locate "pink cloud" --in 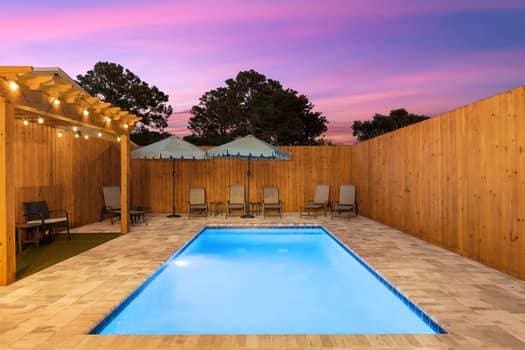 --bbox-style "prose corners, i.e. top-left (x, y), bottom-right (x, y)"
top-left (3, 0), bottom-right (524, 47)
